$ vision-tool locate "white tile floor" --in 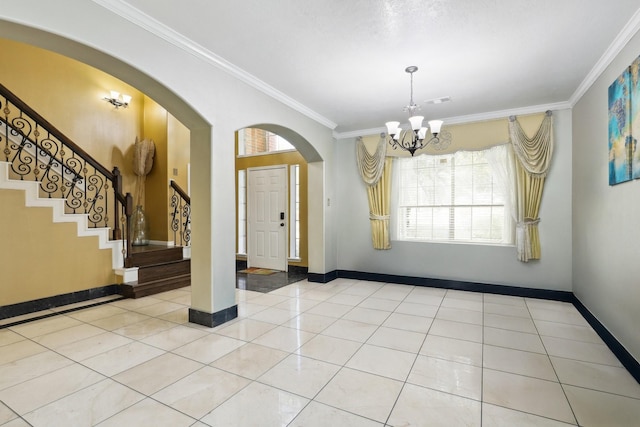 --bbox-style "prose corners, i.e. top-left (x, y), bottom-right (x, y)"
top-left (1, 279), bottom-right (639, 426)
